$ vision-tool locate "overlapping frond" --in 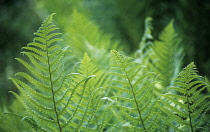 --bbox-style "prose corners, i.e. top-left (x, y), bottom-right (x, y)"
top-left (65, 10), bottom-right (121, 69)
top-left (8, 13), bottom-right (93, 131)
top-left (108, 50), bottom-right (160, 131)
top-left (62, 53), bottom-right (111, 131)
top-left (134, 17), bottom-right (153, 65)
top-left (0, 113), bottom-right (48, 132)
top-left (151, 20), bottom-right (183, 88)
top-left (159, 62), bottom-right (210, 132)
top-left (3, 13), bottom-right (209, 132)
